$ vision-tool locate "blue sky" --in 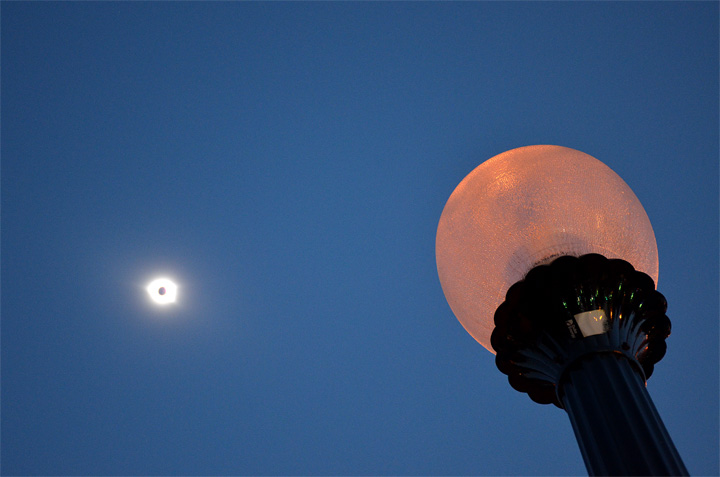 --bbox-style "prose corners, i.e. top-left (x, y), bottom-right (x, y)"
top-left (2, 2), bottom-right (717, 475)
